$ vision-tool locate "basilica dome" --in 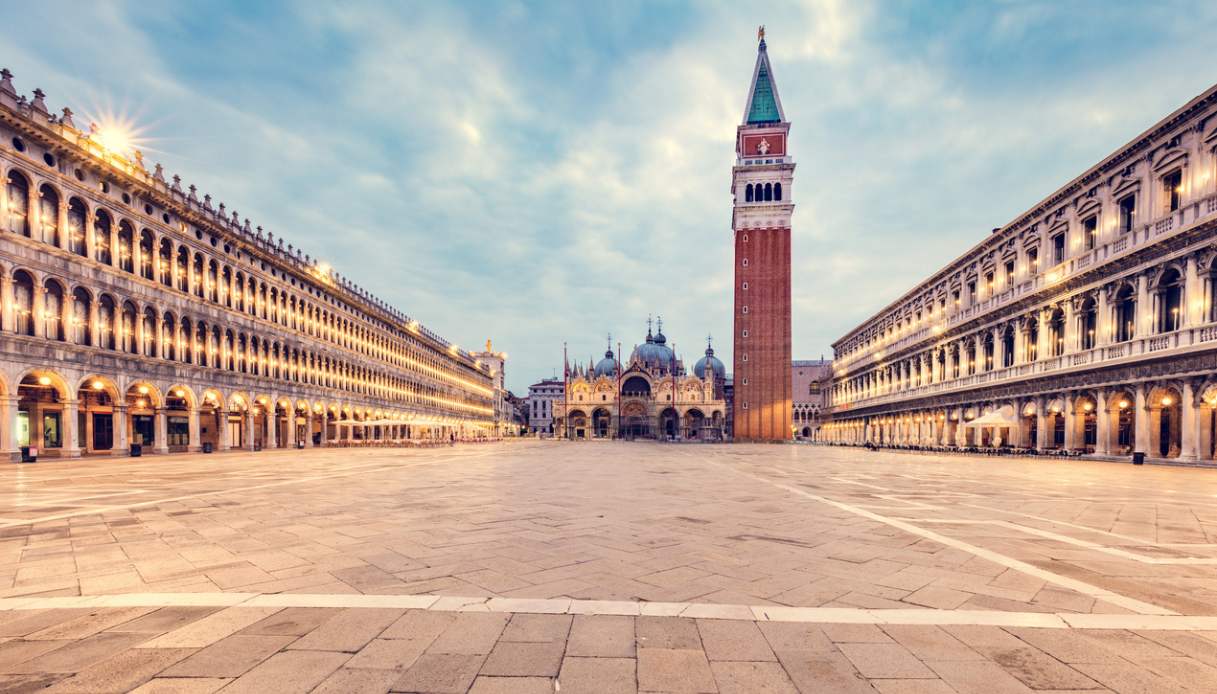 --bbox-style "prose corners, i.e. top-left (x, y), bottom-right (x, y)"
top-left (593, 349), bottom-right (617, 377)
top-left (693, 344), bottom-right (726, 379)
top-left (630, 331), bottom-right (675, 369)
